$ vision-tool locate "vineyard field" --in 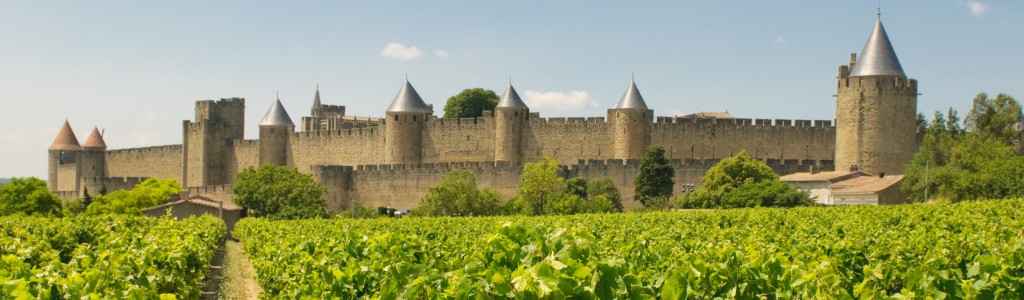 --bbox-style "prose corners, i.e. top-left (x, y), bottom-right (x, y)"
top-left (0, 215), bottom-right (225, 299)
top-left (236, 200), bottom-right (1024, 299)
